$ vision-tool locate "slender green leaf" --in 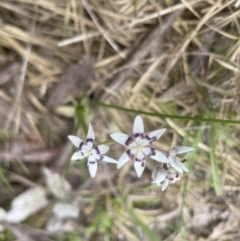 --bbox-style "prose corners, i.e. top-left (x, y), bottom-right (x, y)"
top-left (179, 124), bottom-right (203, 231)
top-left (93, 101), bottom-right (240, 125)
